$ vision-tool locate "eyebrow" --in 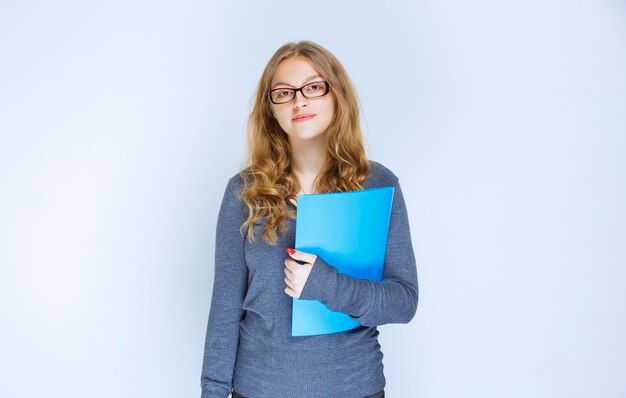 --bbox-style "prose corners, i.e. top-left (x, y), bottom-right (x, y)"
top-left (271, 75), bottom-right (322, 89)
